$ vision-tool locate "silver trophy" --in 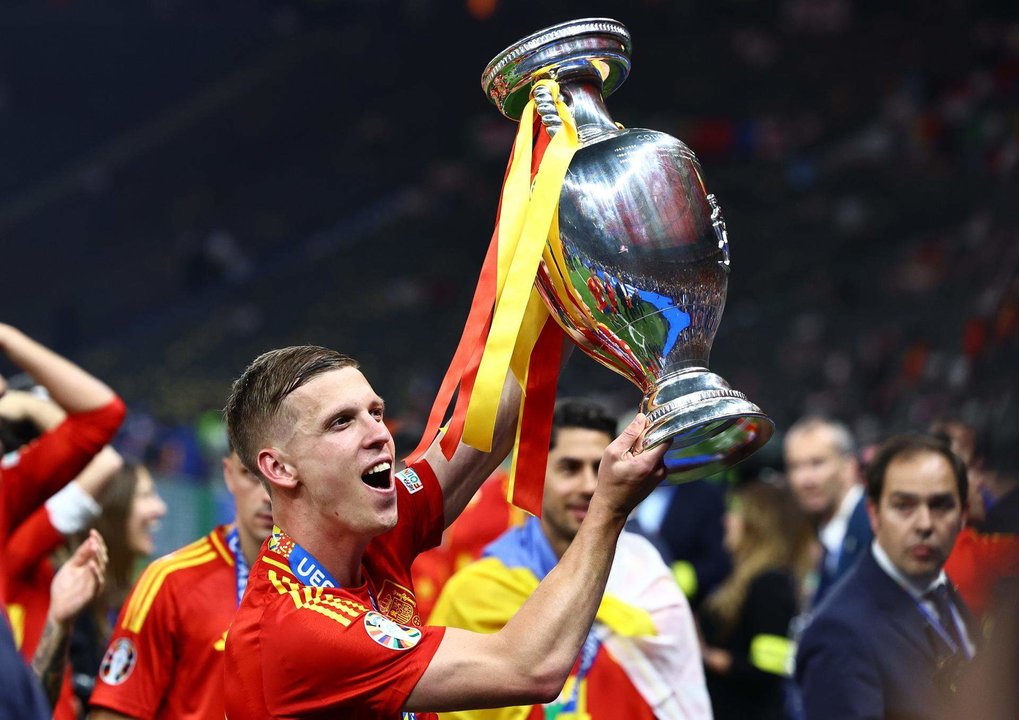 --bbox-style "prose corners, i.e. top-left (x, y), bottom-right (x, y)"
top-left (483, 18), bottom-right (773, 479)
